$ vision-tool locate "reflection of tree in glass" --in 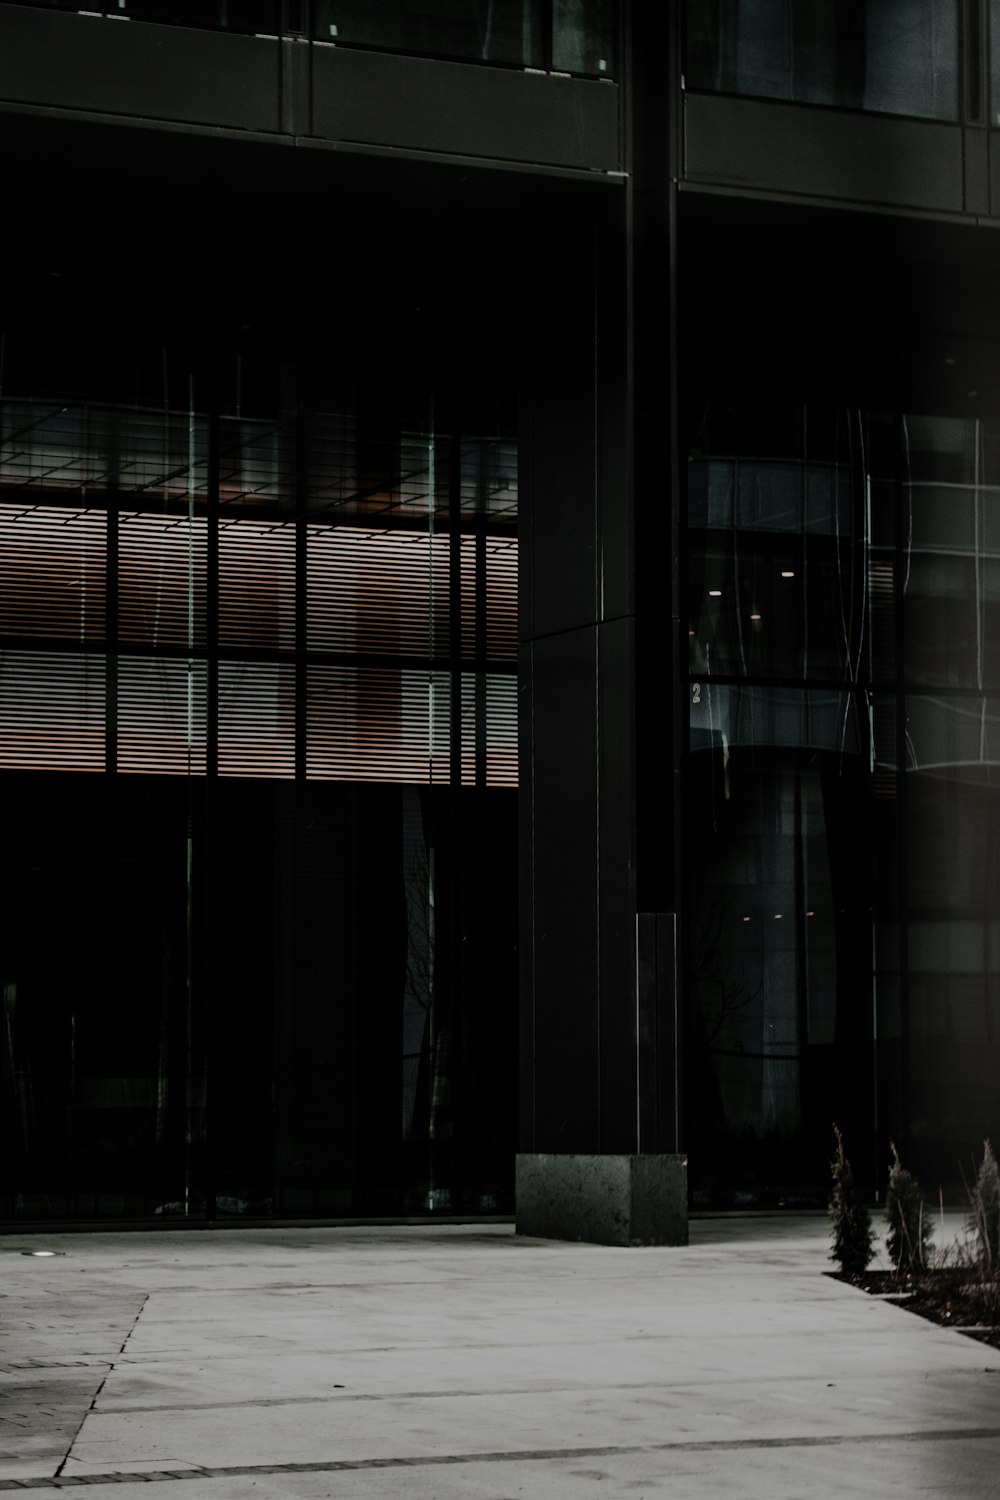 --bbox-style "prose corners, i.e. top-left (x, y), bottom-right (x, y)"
top-left (400, 790), bottom-right (453, 1209)
top-left (690, 894), bottom-right (761, 1050)
top-left (400, 794), bottom-right (431, 1144)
